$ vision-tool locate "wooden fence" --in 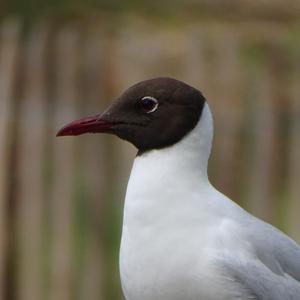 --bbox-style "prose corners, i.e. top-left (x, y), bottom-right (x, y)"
top-left (0, 17), bottom-right (299, 300)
